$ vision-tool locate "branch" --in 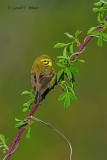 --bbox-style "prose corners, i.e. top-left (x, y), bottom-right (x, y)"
top-left (3, 16), bottom-right (107, 160)
top-left (70, 16), bottom-right (107, 60)
top-left (4, 103), bottom-right (39, 160)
